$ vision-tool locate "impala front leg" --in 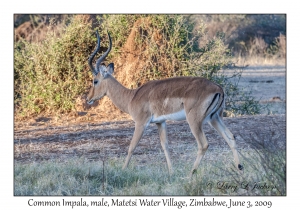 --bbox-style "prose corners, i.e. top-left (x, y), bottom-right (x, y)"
top-left (122, 122), bottom-right (147, 170)
top-left (156, 122), bottom-right (173, 175)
